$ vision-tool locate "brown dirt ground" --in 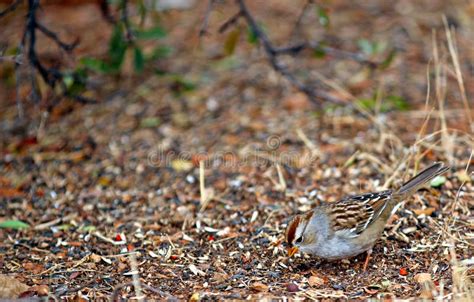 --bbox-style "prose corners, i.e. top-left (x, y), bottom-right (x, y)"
top-left (0, 0), bottom-right (473, 300)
